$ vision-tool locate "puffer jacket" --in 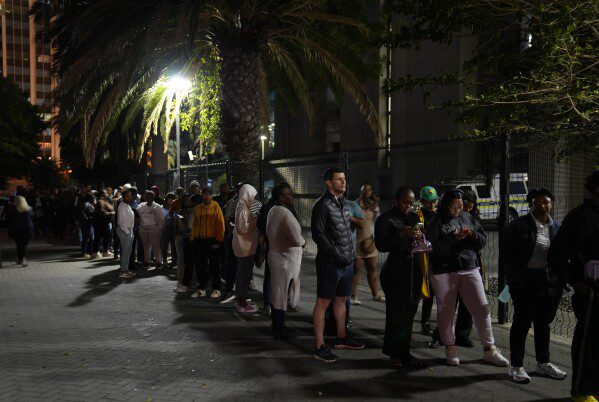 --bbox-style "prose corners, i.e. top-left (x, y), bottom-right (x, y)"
top-left (232, 184), bottom-right (259, 257)
top-left (311, 192), bottom-right (355, 267)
